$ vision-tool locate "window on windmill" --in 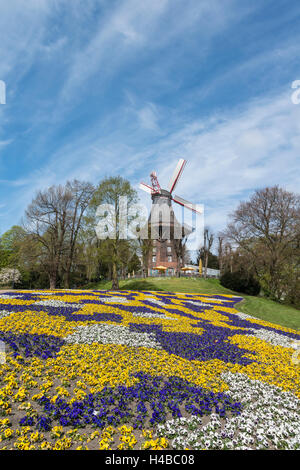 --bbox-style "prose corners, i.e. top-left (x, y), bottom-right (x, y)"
top-left (152, 256), bottom-right (156, 263)
top-left (168, 256), bottom-right (172, 262)
top-left (153, 248), bottom-right (156, 253)
top-left (167, 246), bottom-right (172, 253)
